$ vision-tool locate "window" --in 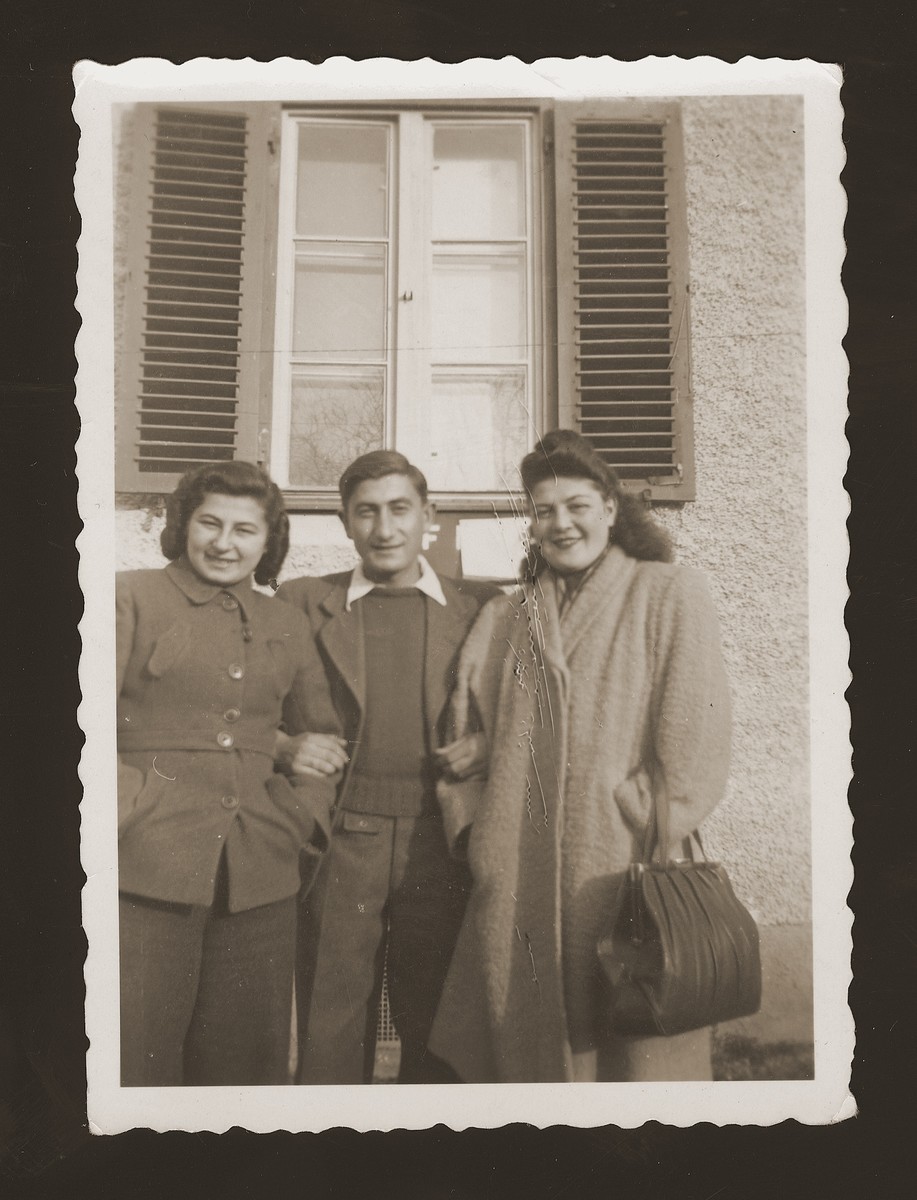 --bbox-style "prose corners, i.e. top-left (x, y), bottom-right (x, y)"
top-left (271, 112), bottom-right (539, 493)
top-left (116, 101), bottom-right (693, 502)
